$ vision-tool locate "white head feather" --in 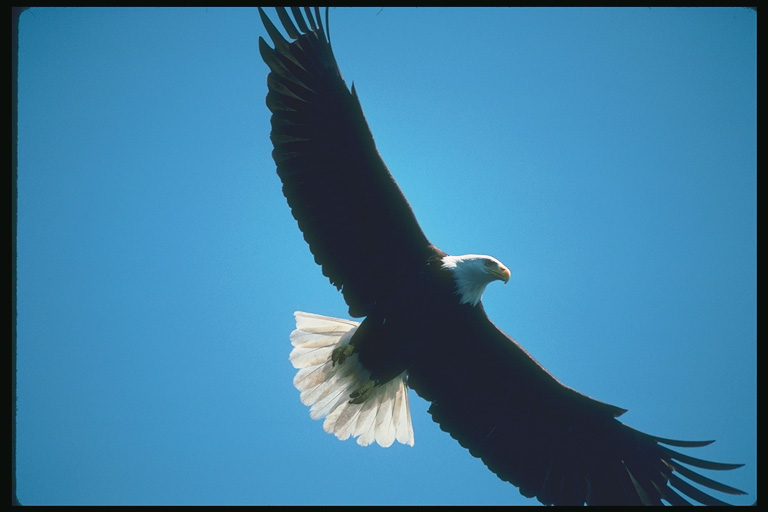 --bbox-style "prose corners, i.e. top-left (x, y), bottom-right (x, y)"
top-left (441, 254), bottom-right (511, 306)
